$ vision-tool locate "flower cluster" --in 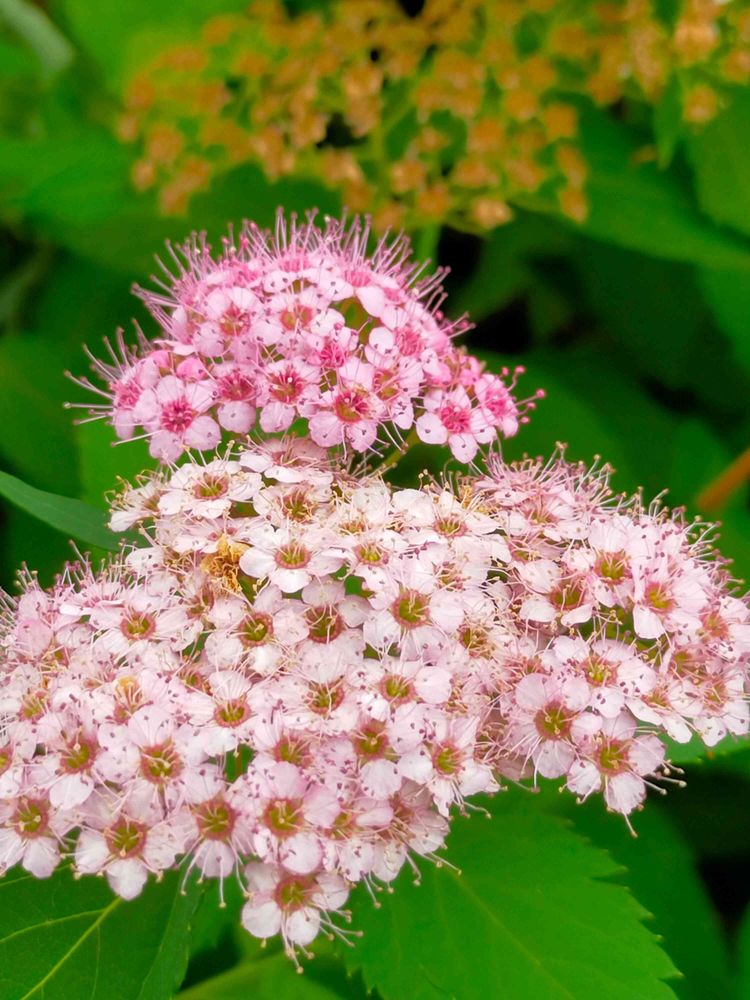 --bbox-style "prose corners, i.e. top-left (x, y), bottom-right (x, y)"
top-left (75, 214), bottom-right (537, 464)
top-left (1, 440), bottom-right (747, 959)
top-left (118, 0), bottom-right (750, 227)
